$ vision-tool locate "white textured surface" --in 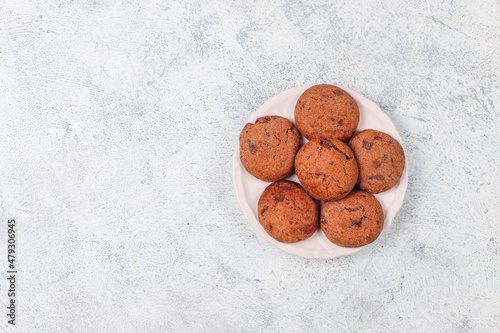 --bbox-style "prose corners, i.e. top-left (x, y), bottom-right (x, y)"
top-left (0, 0), bottom-right (499, 332)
